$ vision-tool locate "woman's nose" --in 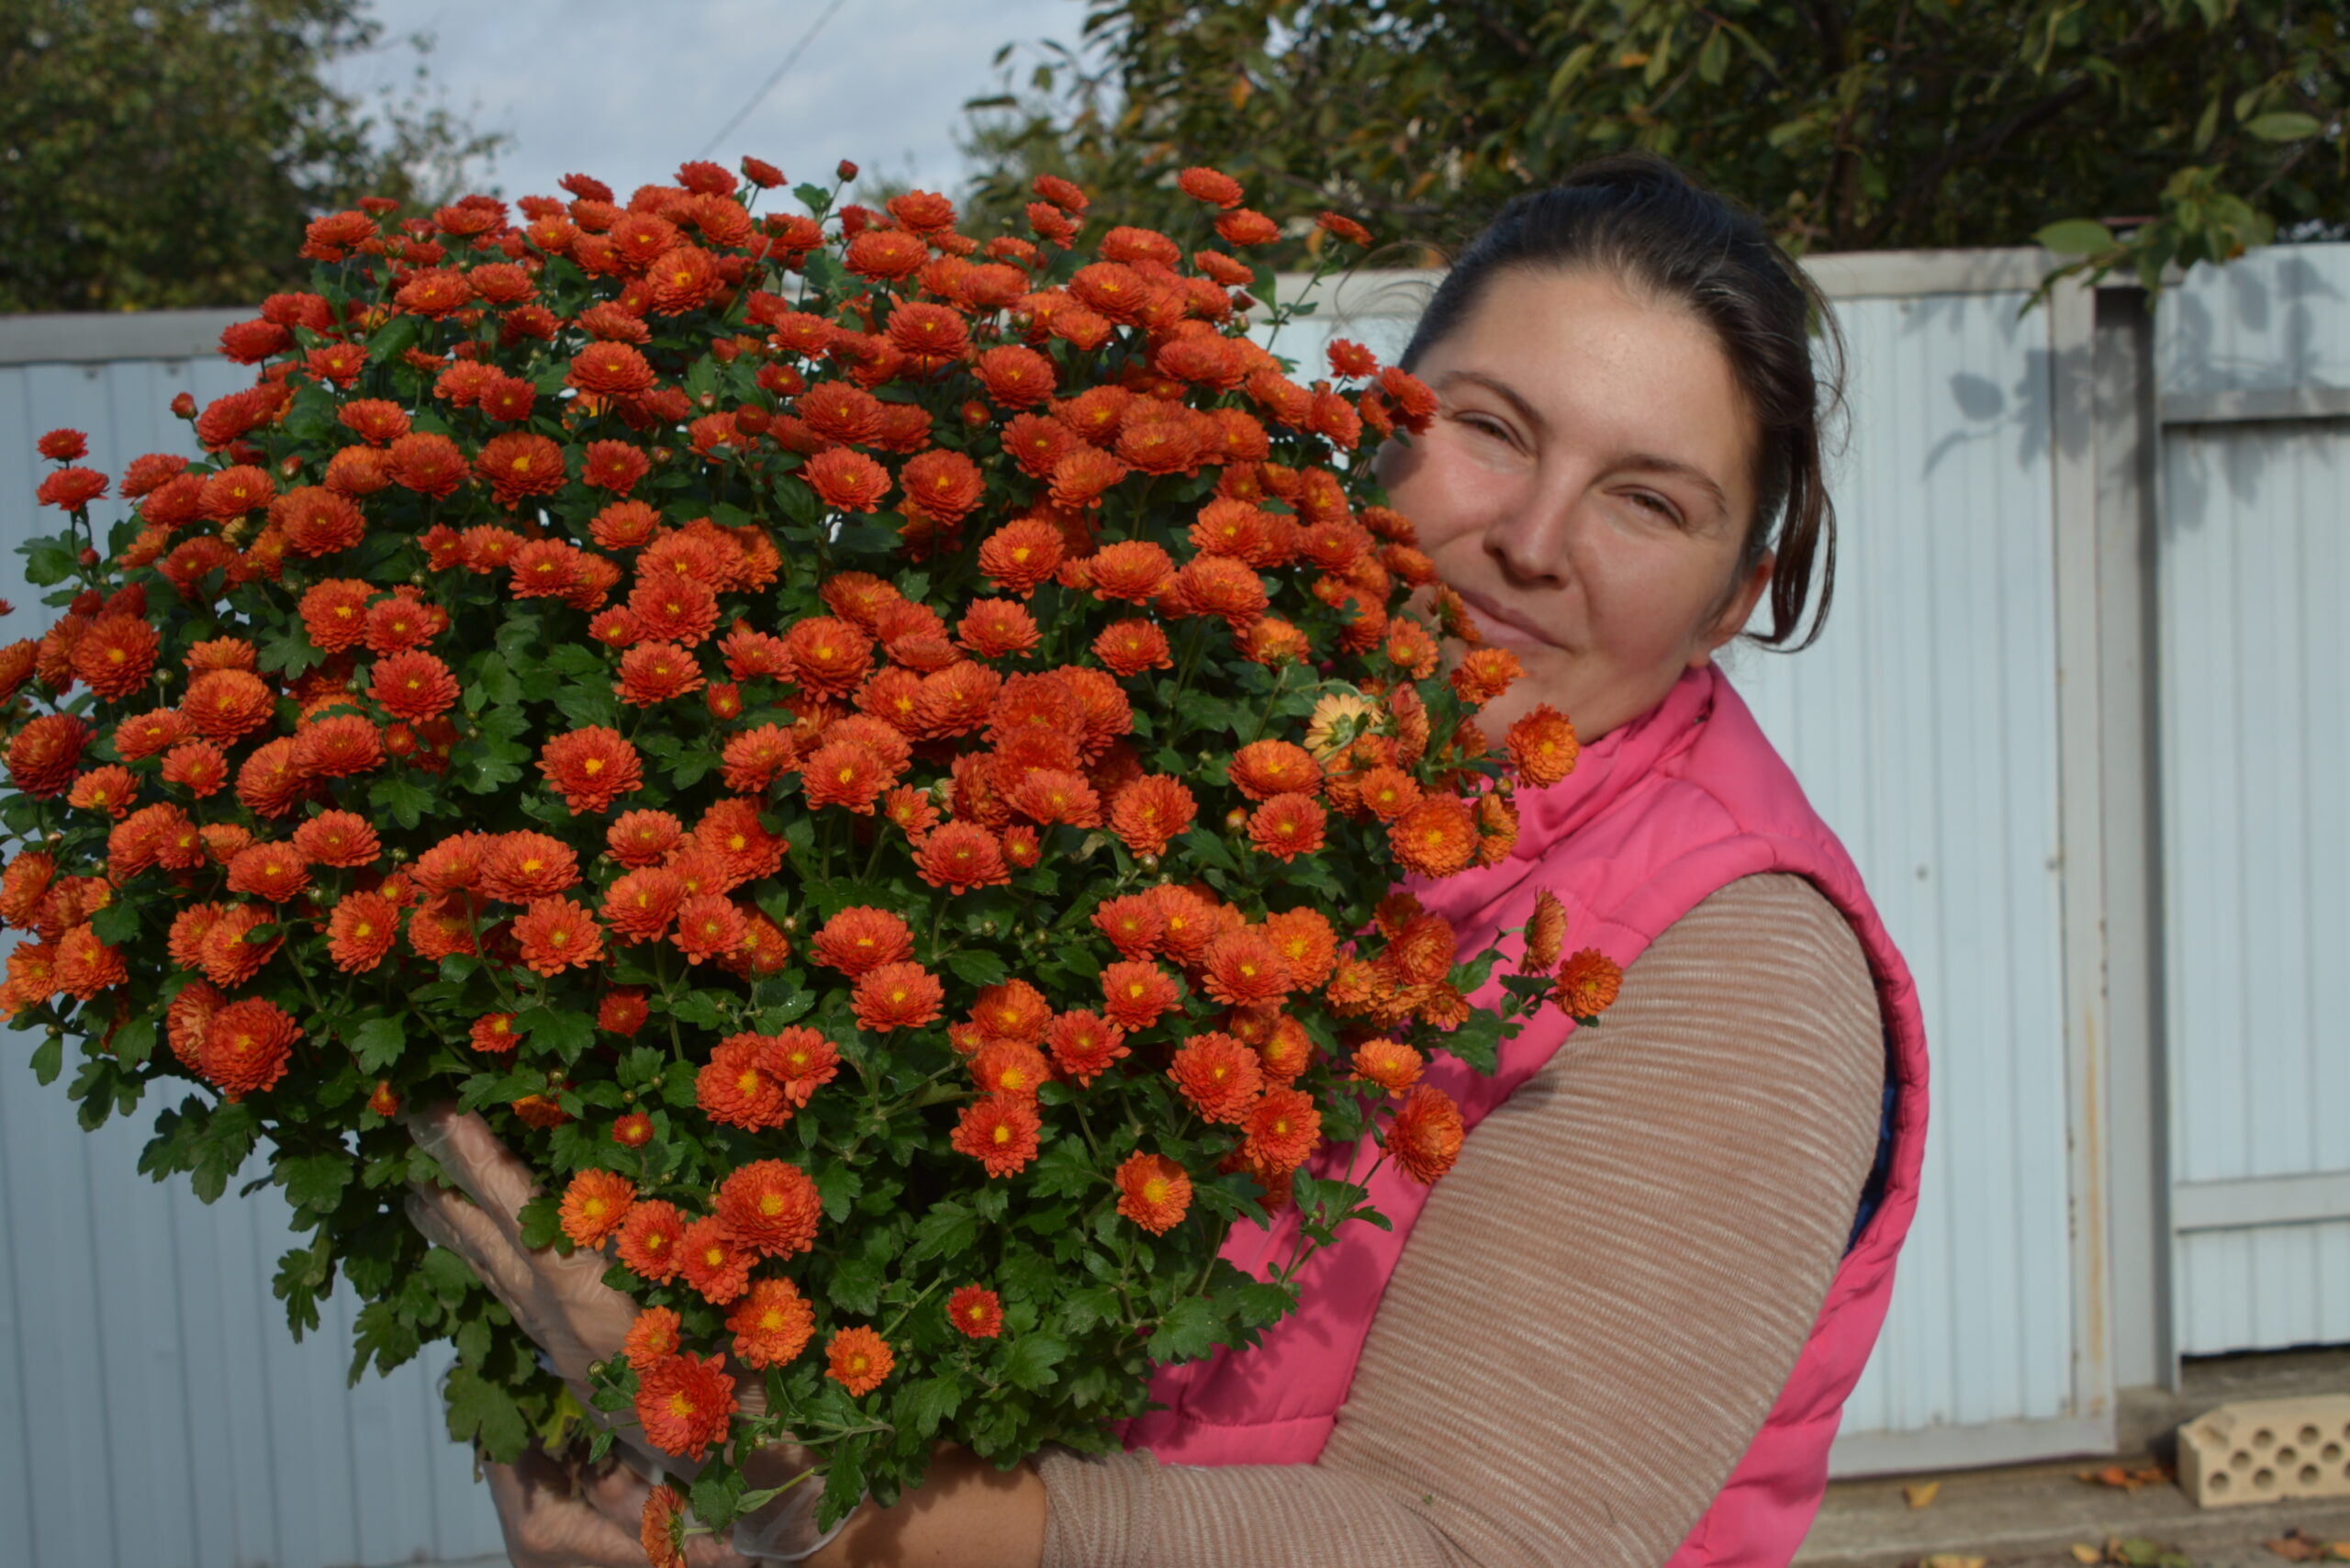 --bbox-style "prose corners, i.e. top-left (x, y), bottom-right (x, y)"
top-left (1483, 487), bottom-right (1580, 588)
